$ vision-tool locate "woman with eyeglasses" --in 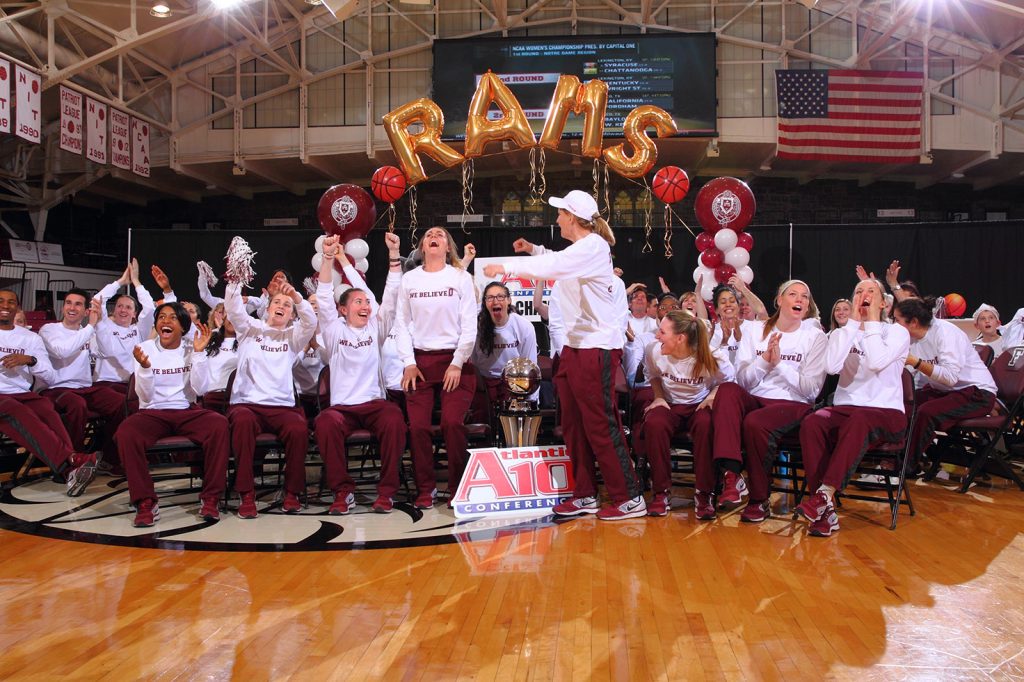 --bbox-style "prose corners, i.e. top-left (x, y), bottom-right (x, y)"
top-left (472, 282), bottom-right (539, 412)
